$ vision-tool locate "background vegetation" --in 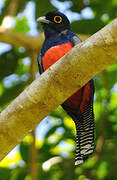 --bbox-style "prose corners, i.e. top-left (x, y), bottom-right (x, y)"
top-left (0, 0), bottom-right (117, 179)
